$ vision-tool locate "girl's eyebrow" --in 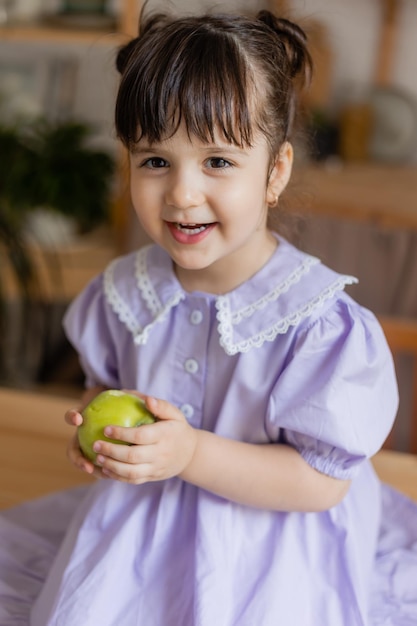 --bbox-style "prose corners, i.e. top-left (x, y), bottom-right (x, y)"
top-left (130, 139), bottom-right (251, 157)
top-left (204, 145), bottom-right (248, 155)
top-left (130, 145), bottom-right (155, 155)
